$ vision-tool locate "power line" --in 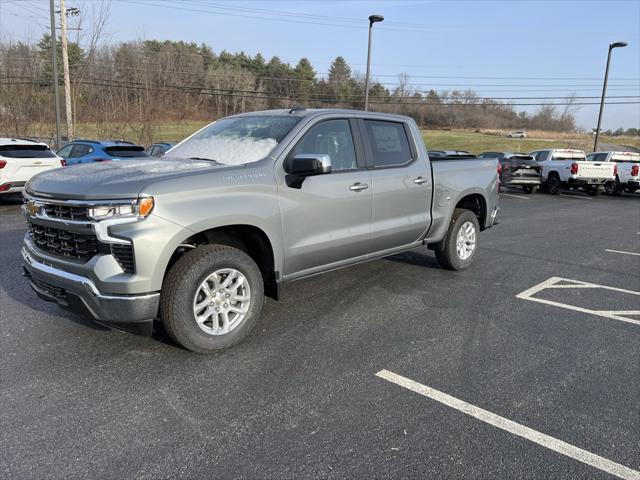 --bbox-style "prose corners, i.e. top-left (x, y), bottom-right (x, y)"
top-left (3, 76), bottom-right (639, 107)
